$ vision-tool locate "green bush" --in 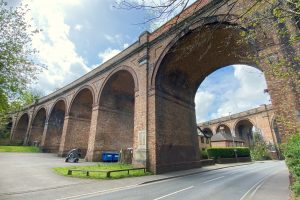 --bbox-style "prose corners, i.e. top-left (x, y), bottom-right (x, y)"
top-left (207, 147), bottom-right (250, 159)
top-left (250, 133), bottom-right (271, 161)
top-left (282, 134), bottom-right (300, 197)
top-left (201, 149), bottom-right (208, 159)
